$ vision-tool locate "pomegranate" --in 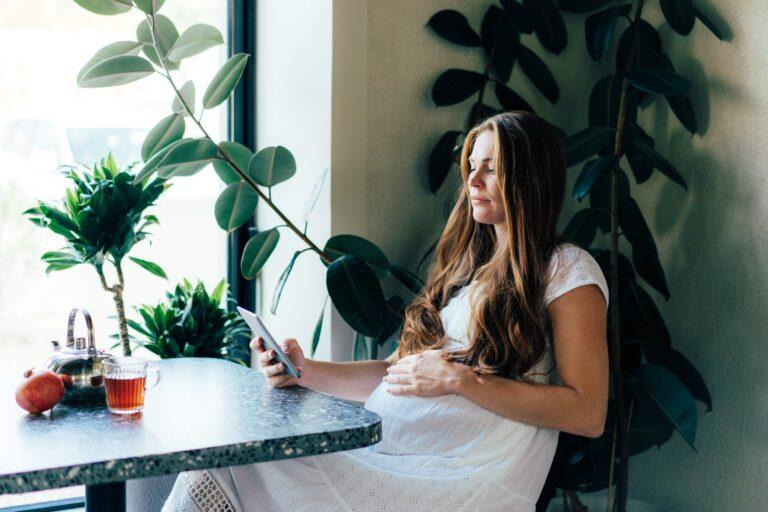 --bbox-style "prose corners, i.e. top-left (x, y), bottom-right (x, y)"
top-left (15, 368), bottom-right (65, 414)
